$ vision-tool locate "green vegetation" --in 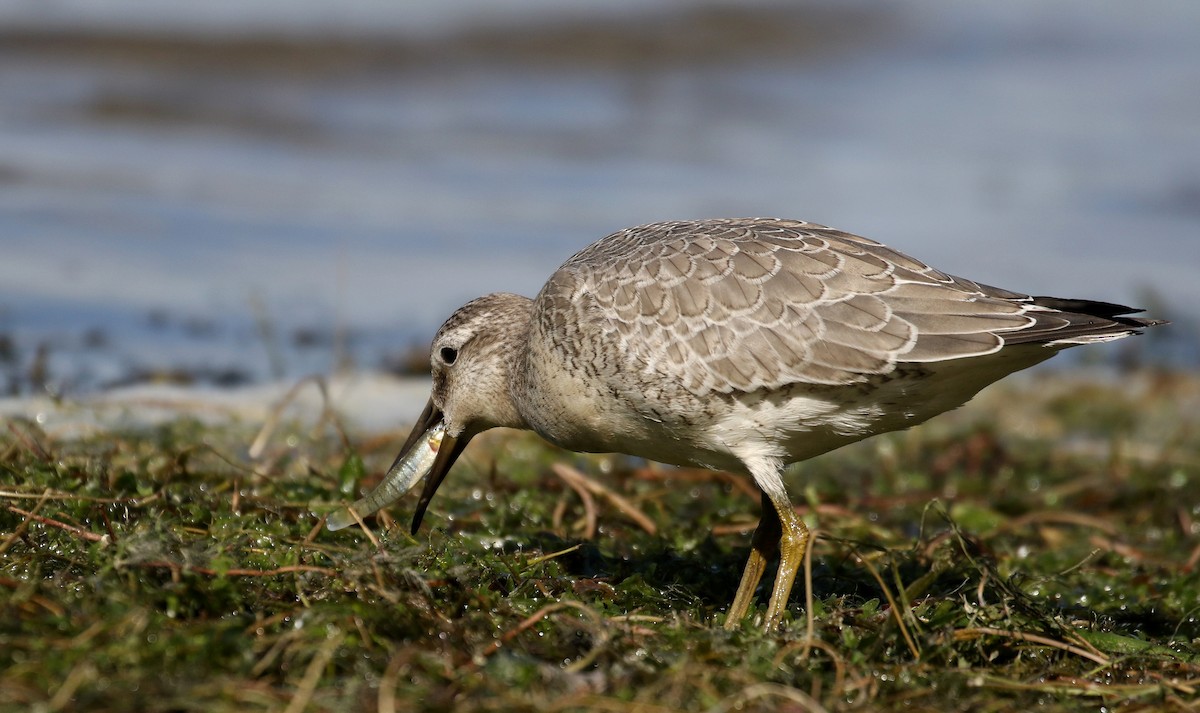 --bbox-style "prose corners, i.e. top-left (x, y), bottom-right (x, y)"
top-left (2, 371), bottom-right (1198, 712)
